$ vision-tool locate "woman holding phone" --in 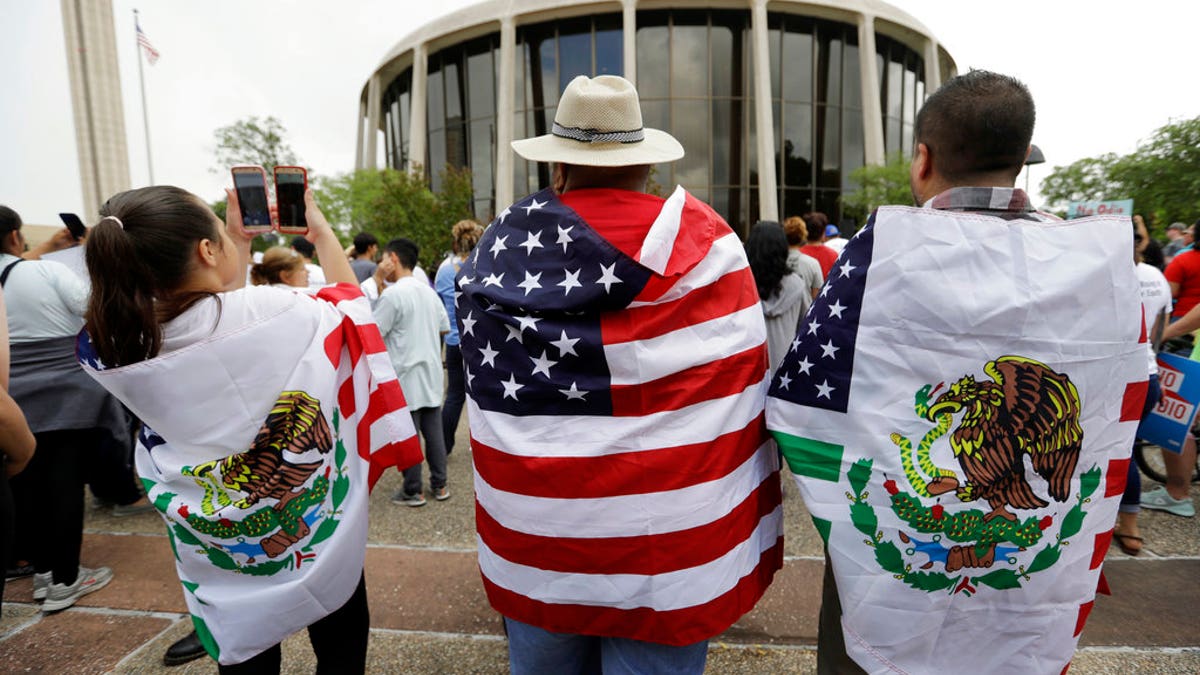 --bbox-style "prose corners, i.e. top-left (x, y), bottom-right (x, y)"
top-left (78, 185), bottom-right (421, 673)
